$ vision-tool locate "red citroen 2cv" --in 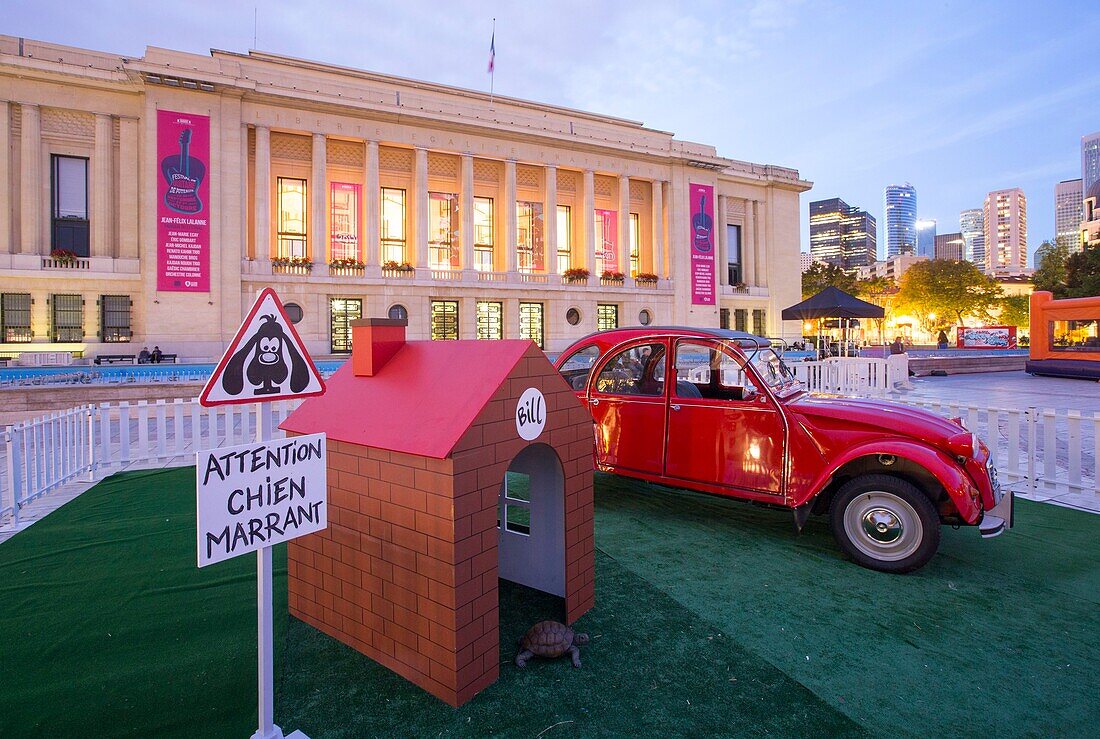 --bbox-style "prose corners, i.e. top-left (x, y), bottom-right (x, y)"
top-left (555, 327), bottom-right (1013, 573)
